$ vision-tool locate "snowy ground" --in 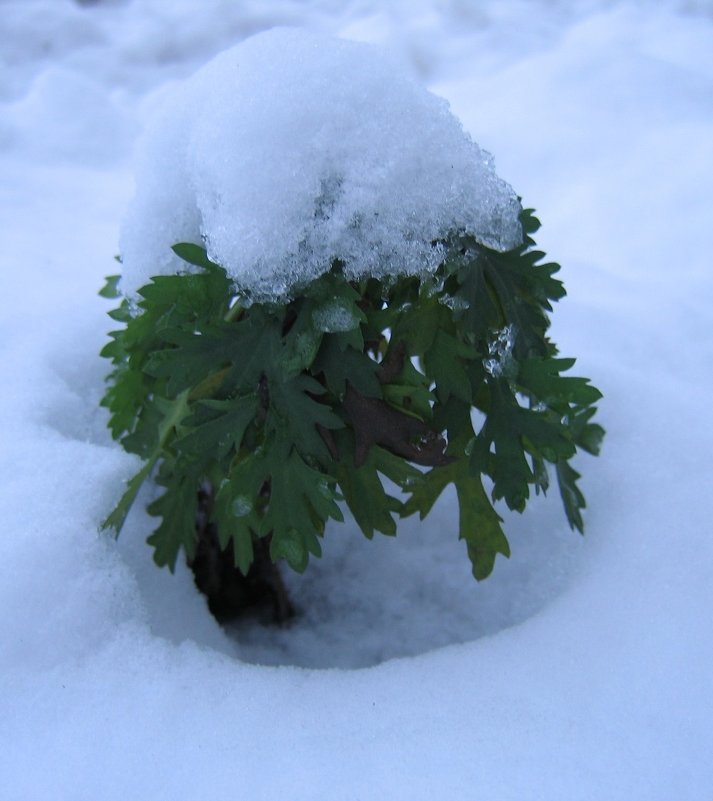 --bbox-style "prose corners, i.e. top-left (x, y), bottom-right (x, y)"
top-left (1, 1), bottom-right (712, 799)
